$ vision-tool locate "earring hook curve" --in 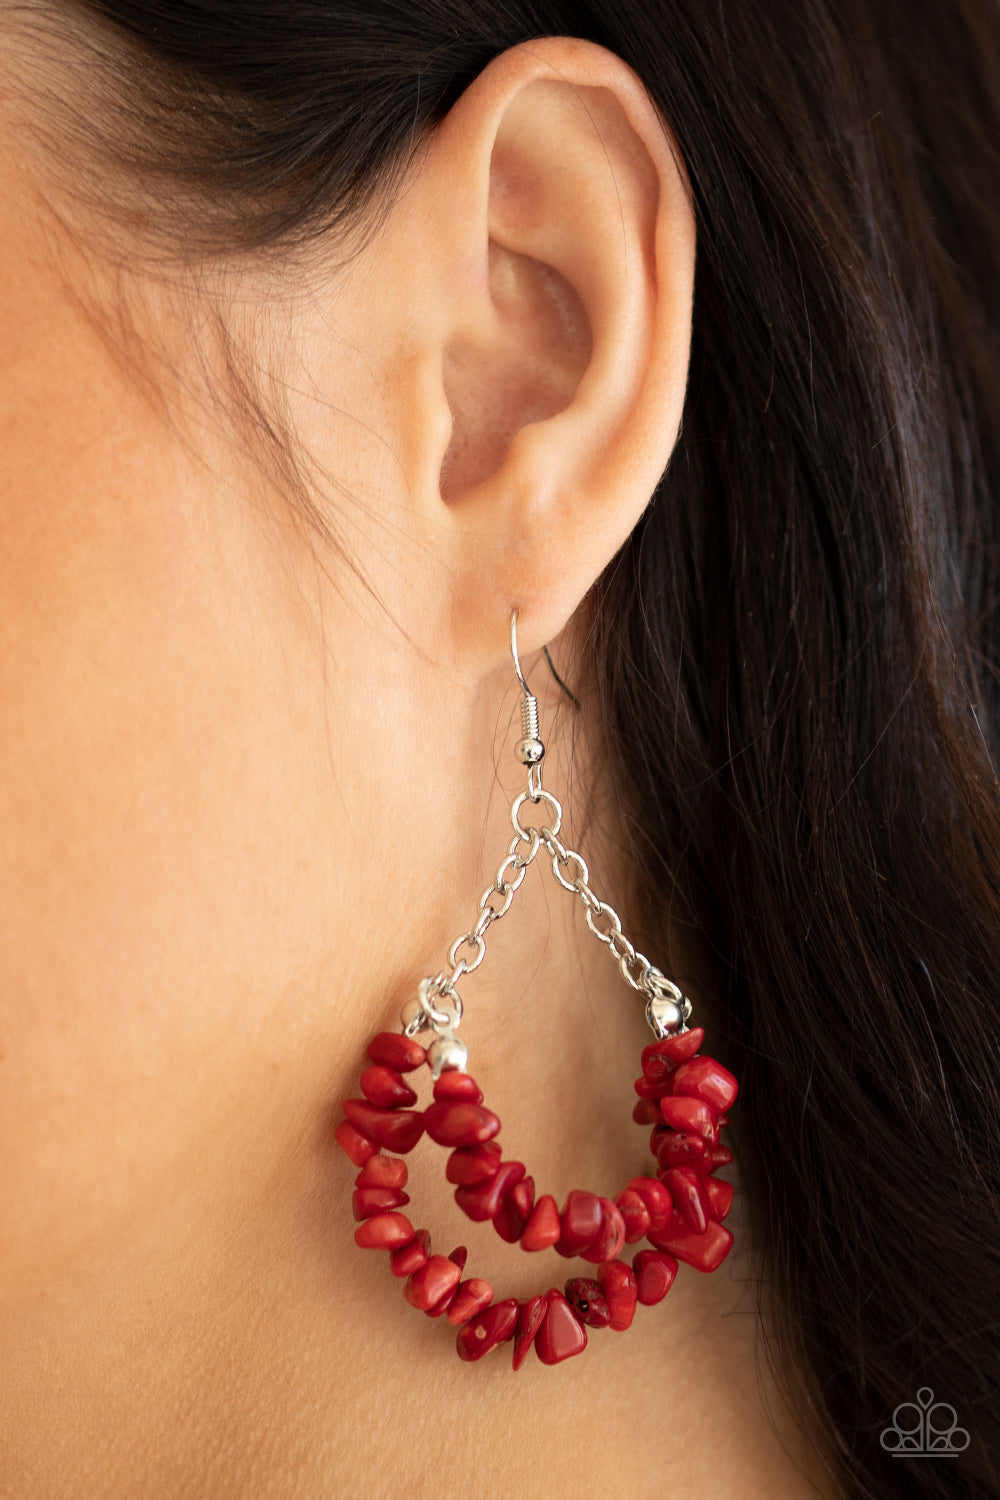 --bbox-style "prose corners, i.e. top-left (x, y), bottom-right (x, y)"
top-left (509, 609), bottom-right (532, 696)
